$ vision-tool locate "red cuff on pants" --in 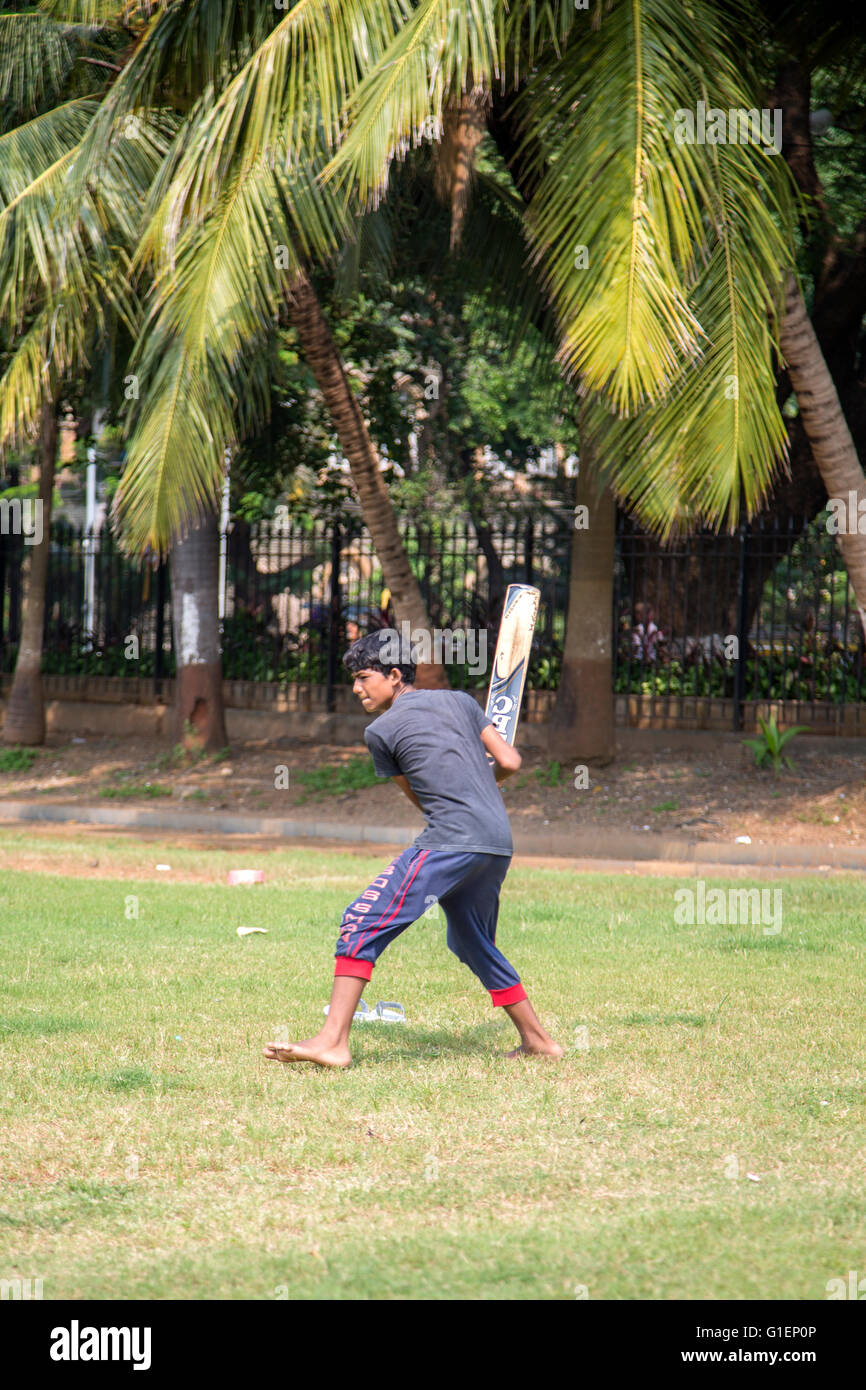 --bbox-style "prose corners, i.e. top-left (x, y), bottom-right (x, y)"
top-left (334, 956), bottom-right (373, 981)
top-left (490, 983), bottom-right (527, 1007)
